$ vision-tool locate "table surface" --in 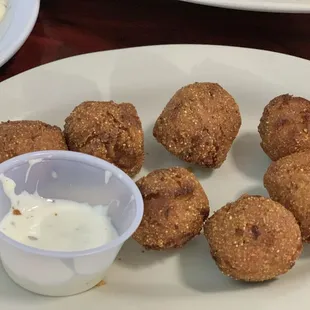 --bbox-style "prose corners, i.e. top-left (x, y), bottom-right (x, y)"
top-left (0, 0), bottom-right (310, 82)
